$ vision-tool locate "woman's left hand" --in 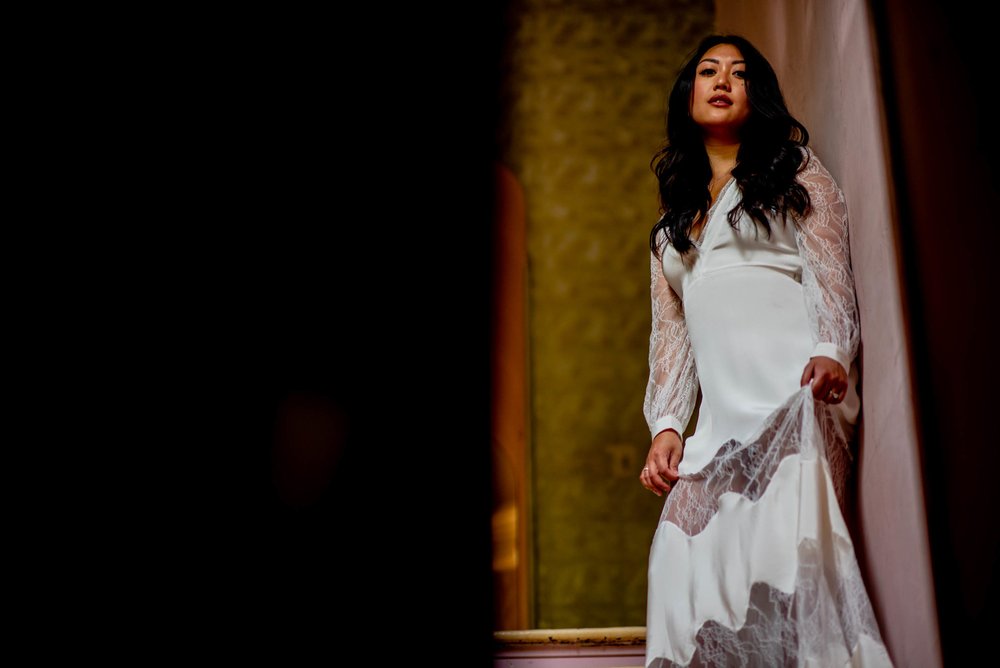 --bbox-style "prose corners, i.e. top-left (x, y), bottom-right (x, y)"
top-left (800, 355), bottom-right (847, 404)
